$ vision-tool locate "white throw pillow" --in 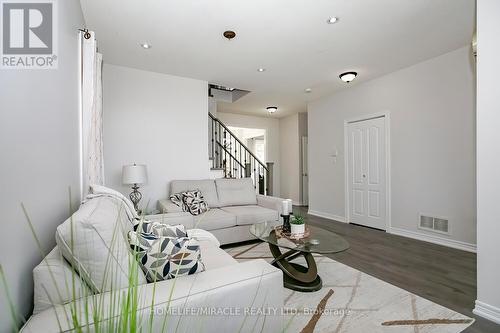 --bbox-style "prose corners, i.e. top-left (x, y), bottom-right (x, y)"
top-left (56, 196), bottom-right (147, 293)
